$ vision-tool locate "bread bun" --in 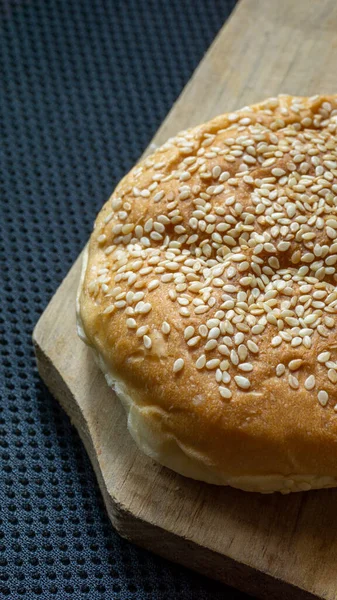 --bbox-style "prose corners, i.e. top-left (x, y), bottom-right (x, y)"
top-left (77, 95), bottom-right (337, 493)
